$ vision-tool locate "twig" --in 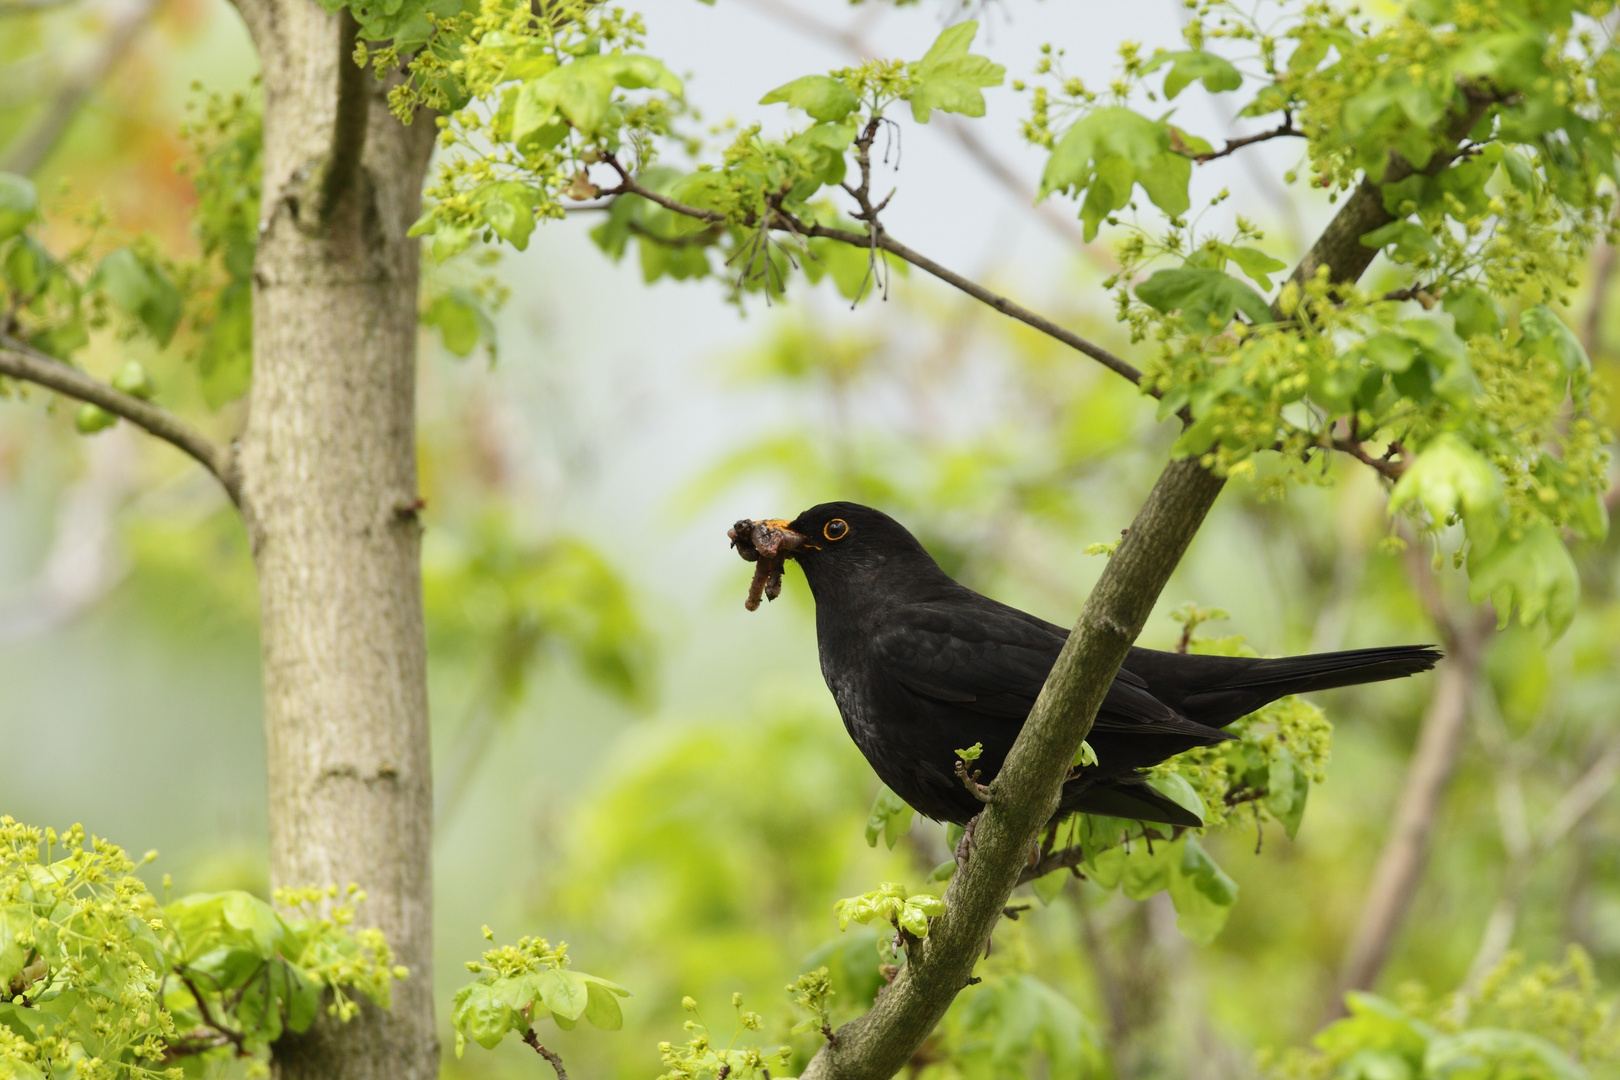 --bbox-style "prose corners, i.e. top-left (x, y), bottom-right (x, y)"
top-left (0, 337), bottom-right (240, 506)
top-left (0, 0), bottom-right (164, 175)
top-left (173, 968), bottom-right (248, 1056)
top-left (1015, 843), bottom-right (1087, 886)
top-left (1190, 114), bottom-right (1302, 163)
top-left (602, 169), bottom-right (1148, 388)
top-left (954, 758), bottom-right (992, 803)
top-left (522, 1027), bottom-right (570, 1080)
